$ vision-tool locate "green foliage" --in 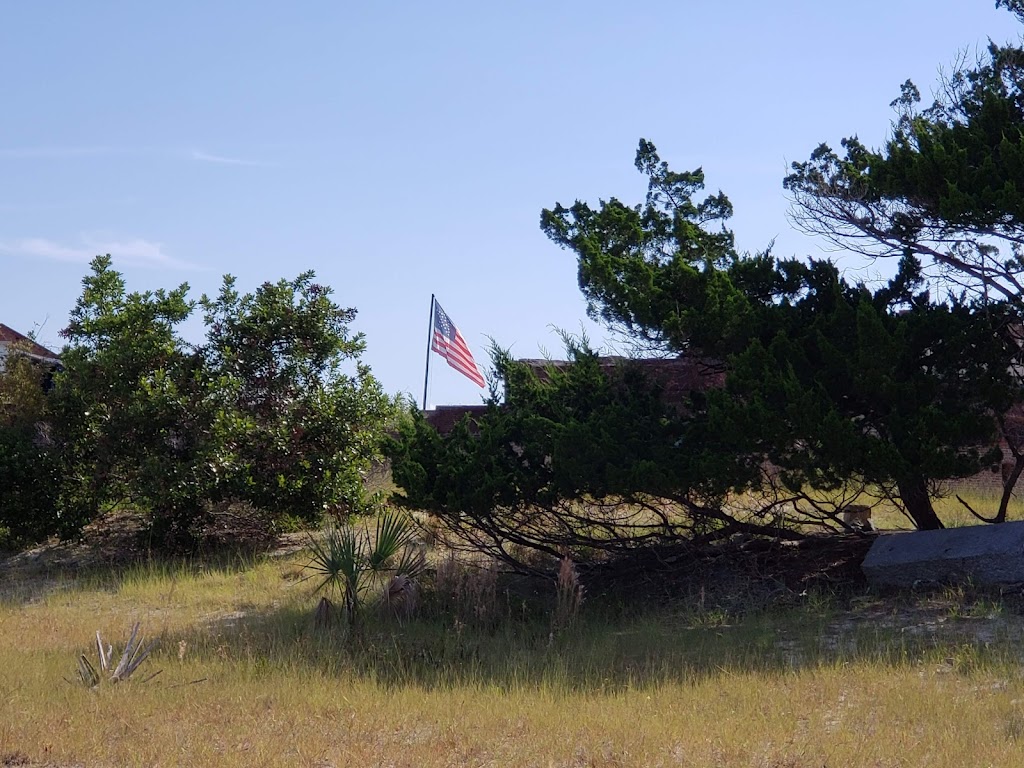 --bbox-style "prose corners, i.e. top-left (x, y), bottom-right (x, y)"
top-left (778, 9), bottom-right (1024, 523)
top-left (0, 344), bottom-right (49, 426)
top-left (52, 255), bottom-right (203, 543)
top-left (542, 140), bottom-right (816, 359)
top-left (199, 273), bottom-right (395, 523)
top-left (0, 345), bottom-right (63, 546)
top-left (30, 255), bottom-right (395, 550)
top-left (305, 510), bottom-right (426, 627)
top-left (541, 140), bottom-right (748, 354)
top-left (784, 9), bottom-right (1024, 307)
top-left (390, 137), bottom-right (1024, 548)
top-left (542, 141), bottom-right (1024, 529)
top-left (0, 428), bottom-right (61, 548)
top-left (389, 337), bottom-right (805, 573)
top-left (721, 261), bottom-right (1018, 527)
